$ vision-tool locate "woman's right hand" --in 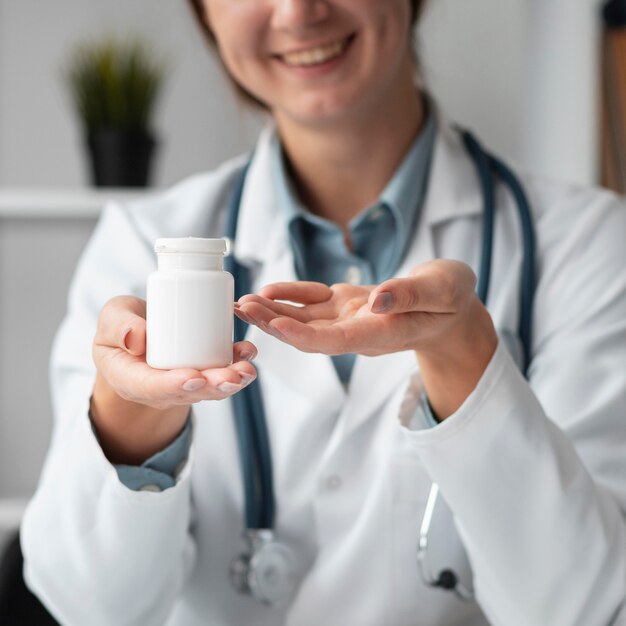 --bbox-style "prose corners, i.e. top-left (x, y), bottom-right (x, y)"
top-left (90, 295), bottom-right (257, 465)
